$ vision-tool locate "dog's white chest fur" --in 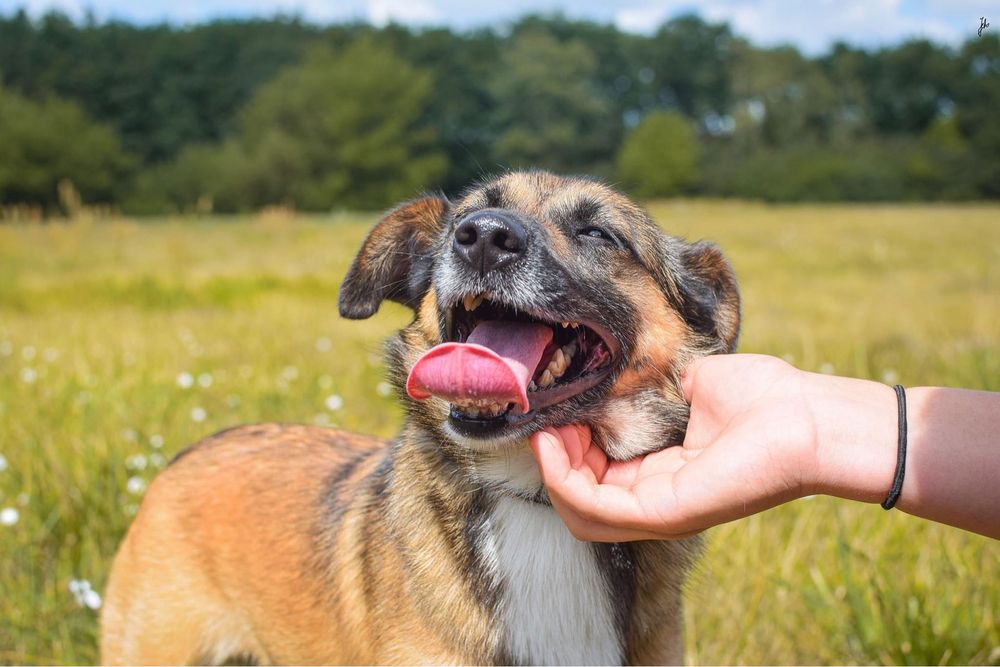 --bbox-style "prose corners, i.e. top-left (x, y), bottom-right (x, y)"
top-left (481, 496), bottom-right (623, 665)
